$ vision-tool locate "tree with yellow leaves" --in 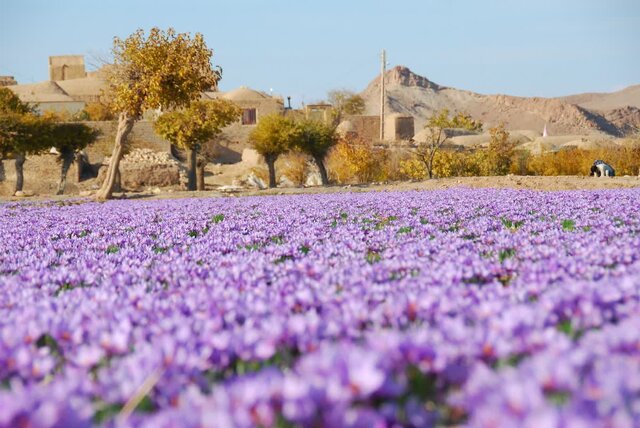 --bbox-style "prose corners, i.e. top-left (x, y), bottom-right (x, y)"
top-left (249, 114), bottom-right (299, 188)
top-left (487, 124), bottom-right (516, 175)
top-left (154, 100), bottom-right (241, 190)
top-left (95, 27), bottom-right (221, 200)
top-left (0, 87), bottom-right (49, 193)
top-left (293, 119), bottom-right (338, 185)
top-left (417, 109), bottom-right (482, 179)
